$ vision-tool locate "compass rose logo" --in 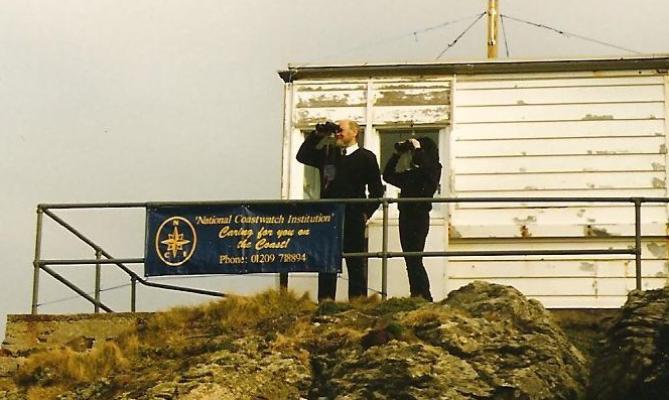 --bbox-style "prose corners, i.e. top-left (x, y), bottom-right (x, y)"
top-left (155, 216), bottom-right (197, 266)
